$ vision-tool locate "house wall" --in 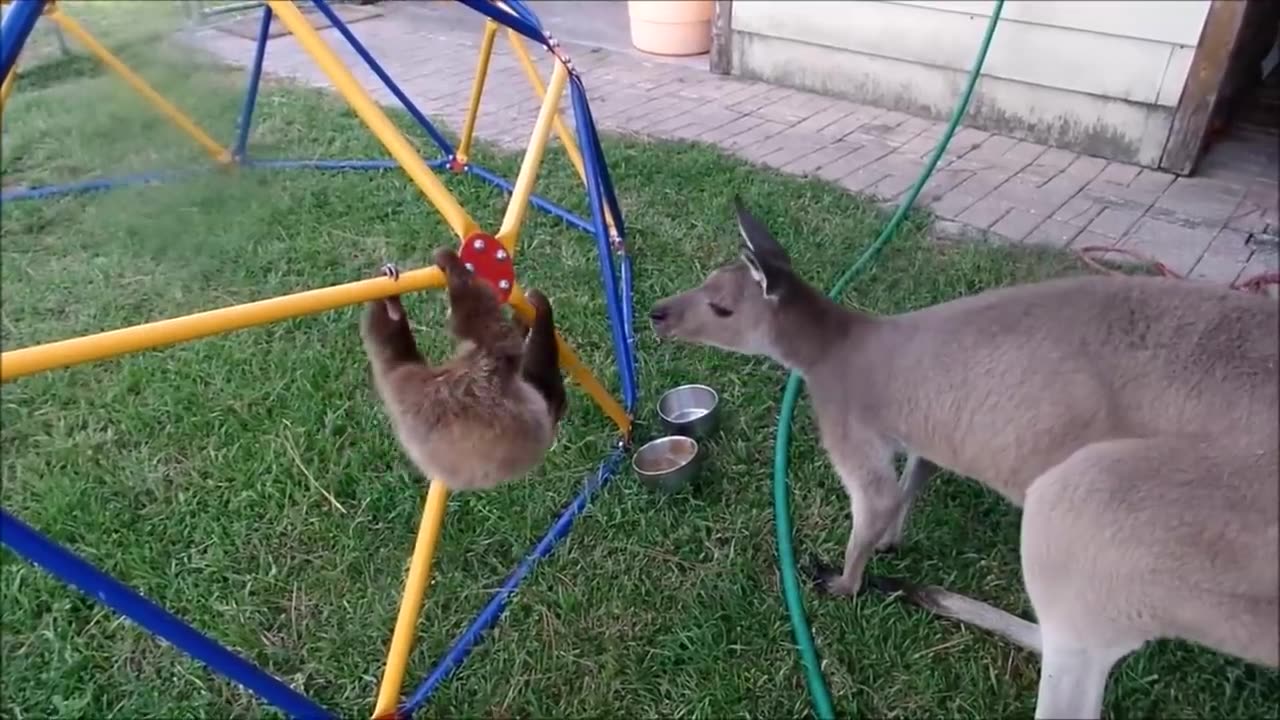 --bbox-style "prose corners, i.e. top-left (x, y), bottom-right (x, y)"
top-left (728, 0), bottom-right (1212, 167)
